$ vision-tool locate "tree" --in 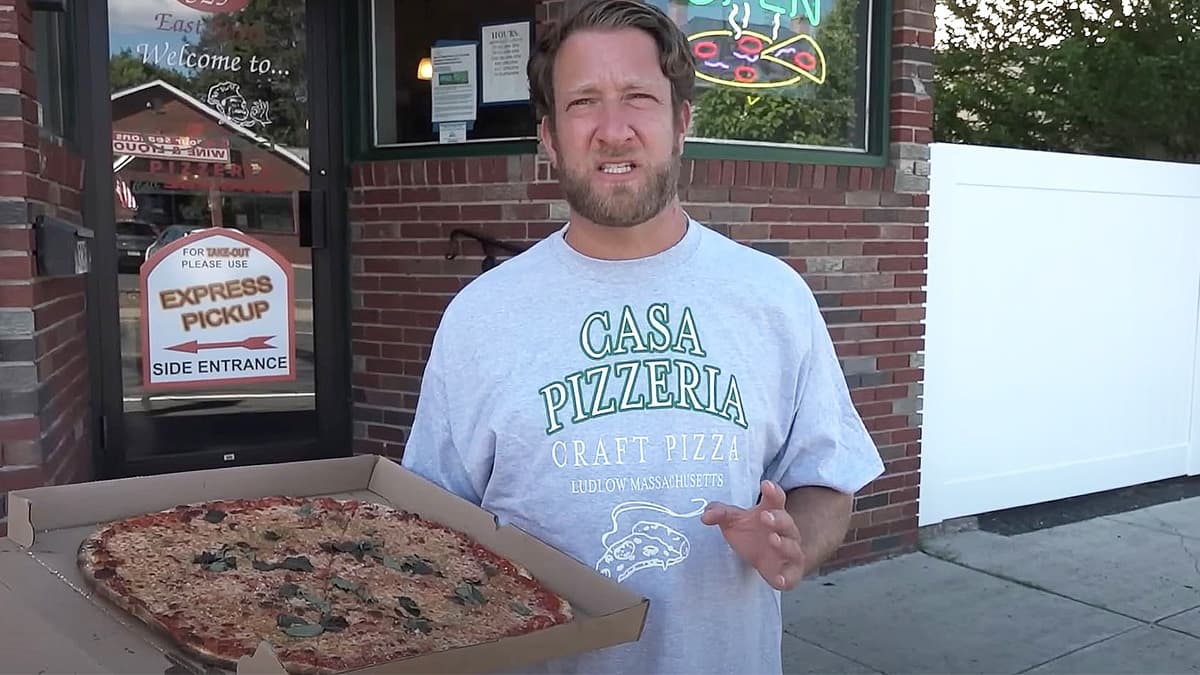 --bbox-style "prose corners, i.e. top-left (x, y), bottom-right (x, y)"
top-left (934, 0), bottom-right (1200, 162)
top-left (186, 0), bottom-right (308, 148)
top-left (110, 49), bottom-right (192, 93)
